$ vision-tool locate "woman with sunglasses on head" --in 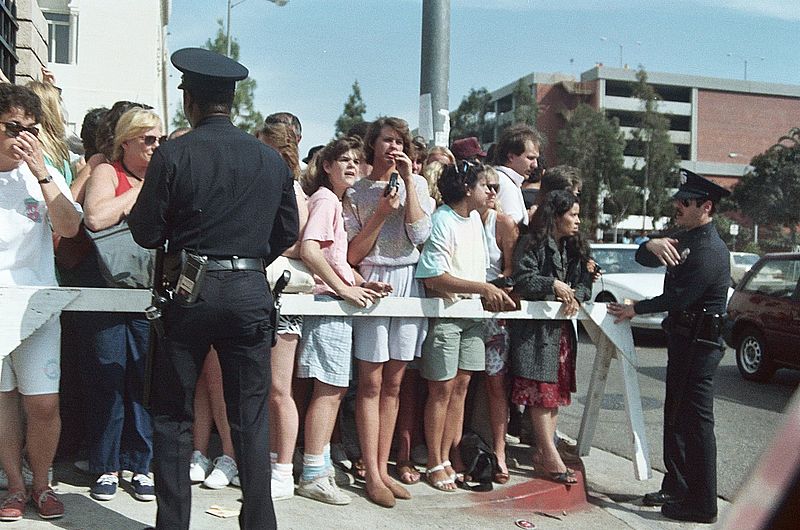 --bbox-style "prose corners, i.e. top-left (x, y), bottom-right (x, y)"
top-left (81, 107), bottom-right (163, 503)
top-left (509, 189), bottom-right (592, 485)
top-left (343, 117), bottom-right (432, 505)
top-left (415, 161), bottom-right (515, 492)
top-left (477, 166), bottom-right (519, 485)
